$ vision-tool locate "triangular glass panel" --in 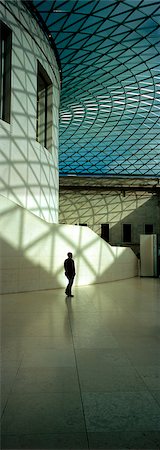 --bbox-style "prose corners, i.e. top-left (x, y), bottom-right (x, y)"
top-left (46, 13), bottom-right (67, 27)
top-left (70, 50), bottom-right (91, 62)
top-left (97, 20), bottom-right (117, 33)
top-left (75, 1), bottom-right (96, 15)
top-left (81, 19), bottom-right (104, 34)
top-left (63, 16), bottom-right (86, 32)
top-left (93, 3), bottom-right (117, 18)
top-left (67, 33), bottom-right (89, 45)
top-left (64, 12), bottom-right (86, 26)
top-left (69, 38), bottom-right (90, 50)
top-left (33, 1), bottom-right (50, 13)
top-left (140, 4), bottom-right (160, 16)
